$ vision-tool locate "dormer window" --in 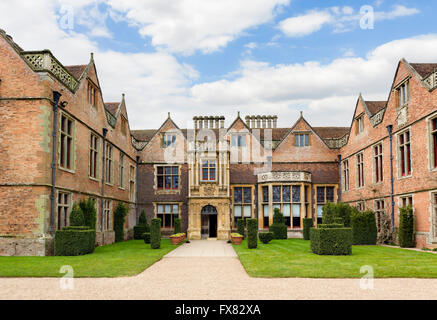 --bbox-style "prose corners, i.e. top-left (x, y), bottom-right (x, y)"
top-left (231, 134), bottom-right (246, 147)
top-left (397, 80), bottom-right (410, 107)
top-left (202, 160), bottom-right (216, 181)
top-left (87, 81), bottom-right (97, 107)
top-left (162, 134), bottom-right (176, 148)
top-left (294, 133), bottom-right (309, 147)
